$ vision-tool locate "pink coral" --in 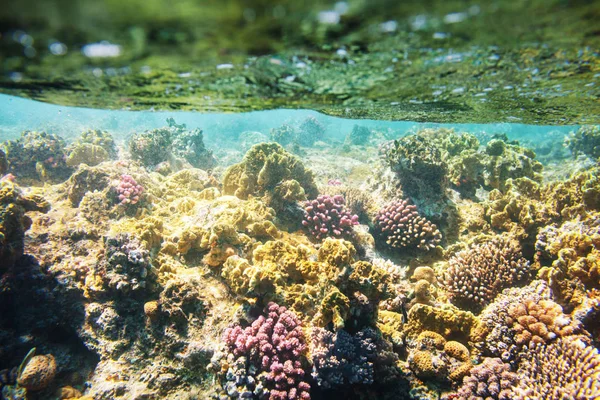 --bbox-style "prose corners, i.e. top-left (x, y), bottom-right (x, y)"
top-left (223, 302), bottom-right (310, 400)
top-left (116, 174), bottom-right (144, 205)
top-left (302, 194), bottom-right (359, 240)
